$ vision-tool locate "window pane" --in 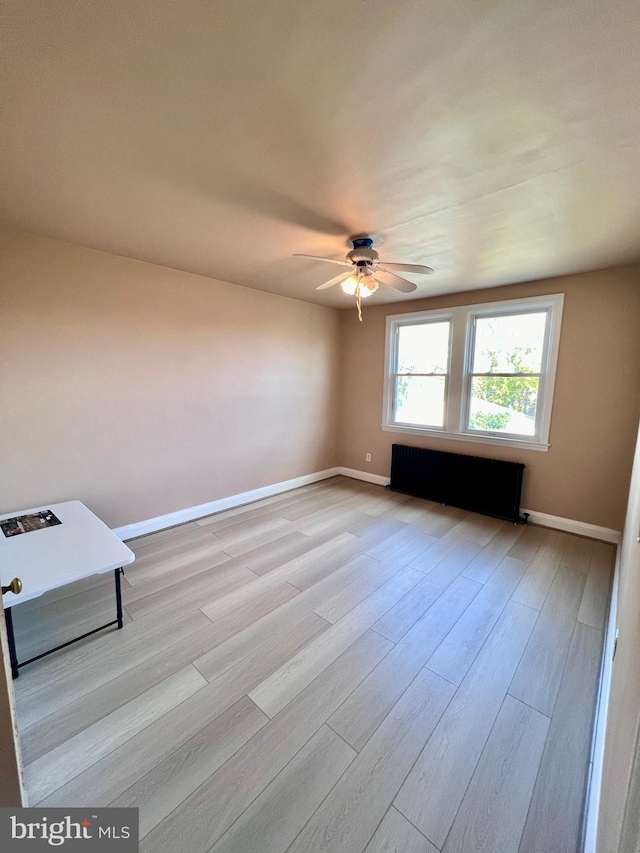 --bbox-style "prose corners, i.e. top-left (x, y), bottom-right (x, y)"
top-left (468, 376), bottom-right (539, 435)
top-left (472, 312), bottom-right (547, 374)
top-left (397, 321), bottom-right (450, 374)
top-left (395, 376), bottom-right (446, 427)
